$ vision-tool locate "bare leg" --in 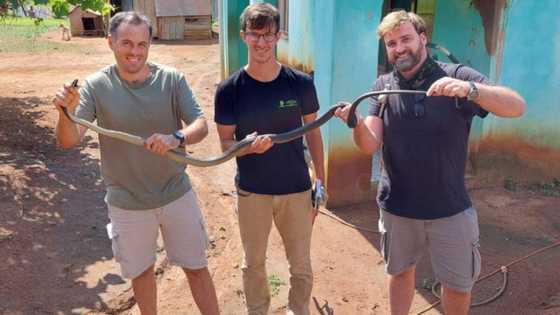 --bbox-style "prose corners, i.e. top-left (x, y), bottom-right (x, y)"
top-left (183, 267), bottom-right (220, 315)
top-left (441, 286), bottom-right (471, 315)
top-left (389, 265), bottom-right (416, 315)
top-left (132, 265), bottom-right (157, 315)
